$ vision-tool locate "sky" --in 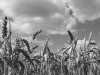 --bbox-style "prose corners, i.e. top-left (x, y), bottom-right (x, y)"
top-left (0, 0), bottom-right (100, 52)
